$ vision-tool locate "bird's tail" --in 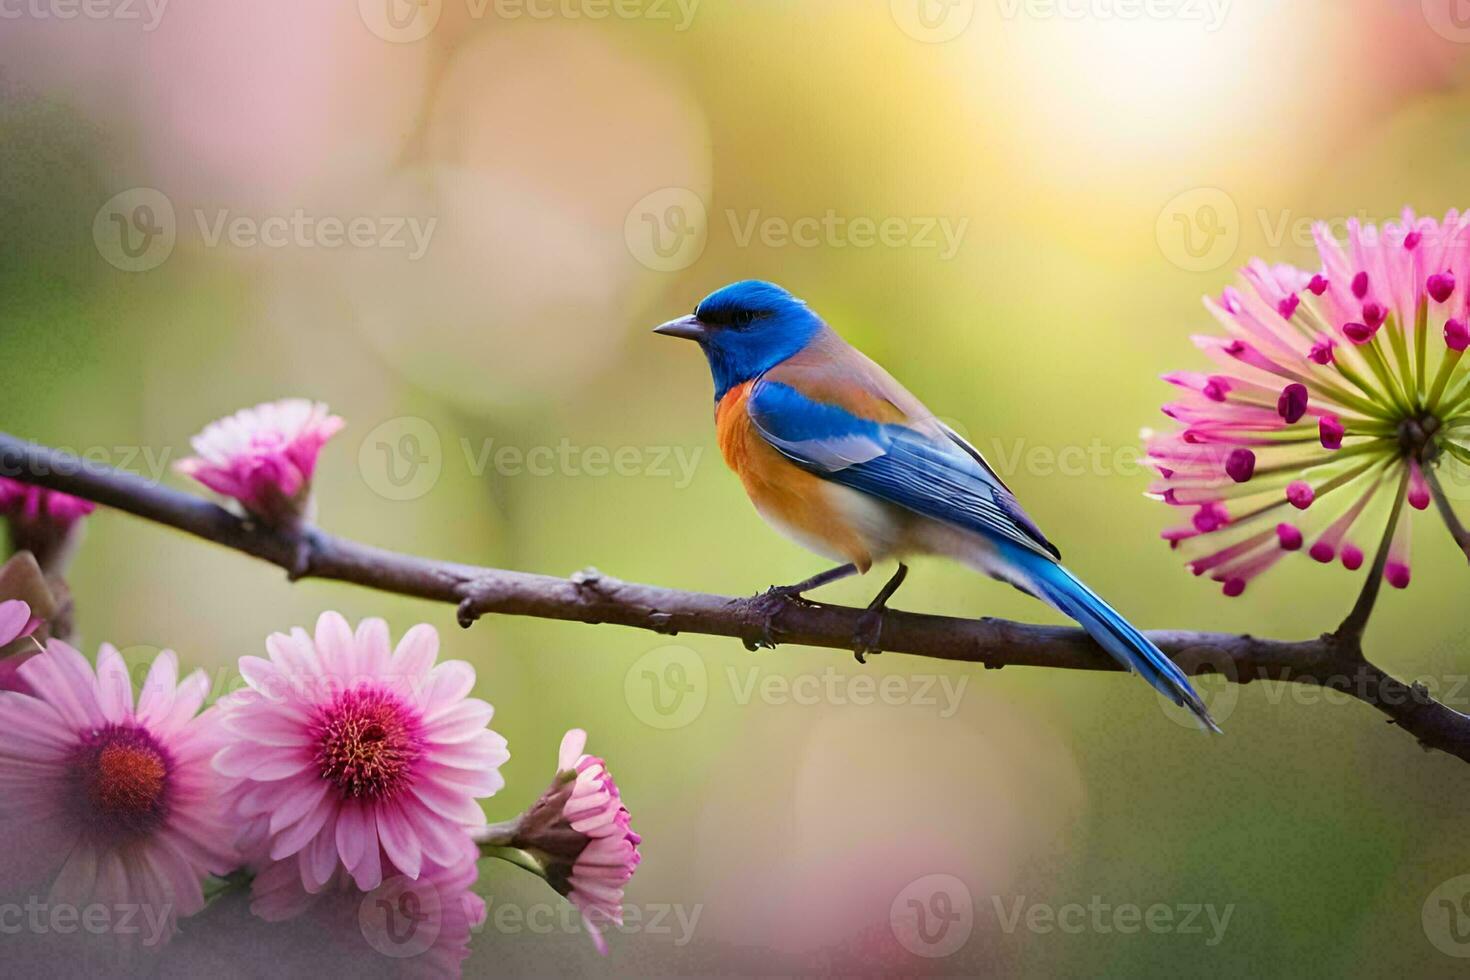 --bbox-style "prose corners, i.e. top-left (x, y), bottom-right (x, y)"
top-left (1015, 554), bottom-right (1221, 733)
